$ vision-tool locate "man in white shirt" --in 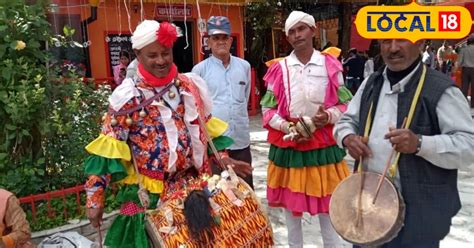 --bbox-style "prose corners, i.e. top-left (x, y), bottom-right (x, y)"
top-left (334, 39), bottom-right (474, 247)
top-left (192, 16), bottom-right (253, 188)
